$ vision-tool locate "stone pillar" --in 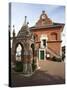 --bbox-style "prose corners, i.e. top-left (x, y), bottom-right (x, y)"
top-left (26, 53), bottom-right (32, 74)
top-left (23, 53), bottom-right (27, 73)
top-left (23, 63), bottom-right (27, 74)
top-left (27, 63), bottom-right (32, 74)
